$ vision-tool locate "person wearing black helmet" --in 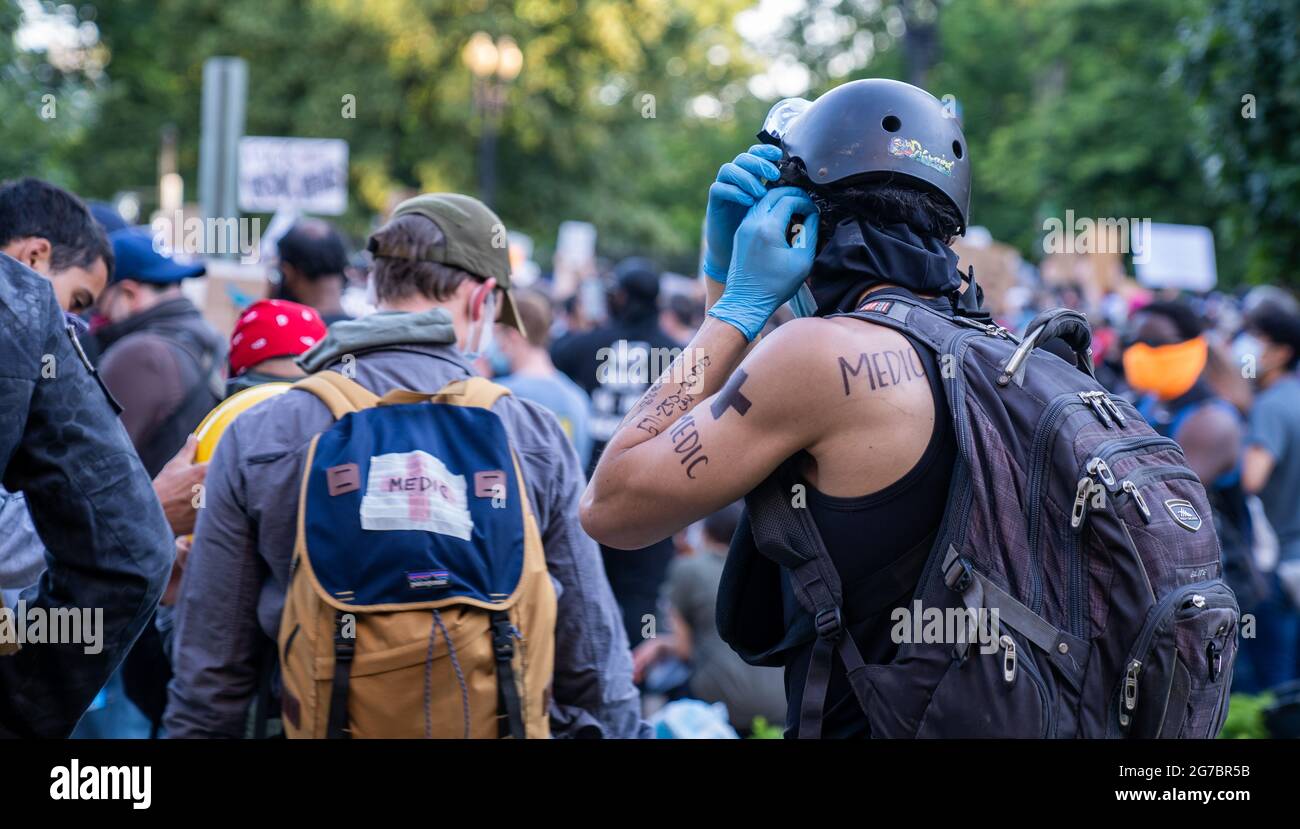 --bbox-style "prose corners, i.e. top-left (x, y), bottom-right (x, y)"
top-left (583, 79), bottom-right (970, 737)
